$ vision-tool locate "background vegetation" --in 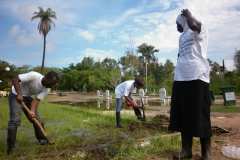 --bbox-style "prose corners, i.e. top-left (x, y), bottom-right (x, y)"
top-left (0, 45), bottom-right (240, 95)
